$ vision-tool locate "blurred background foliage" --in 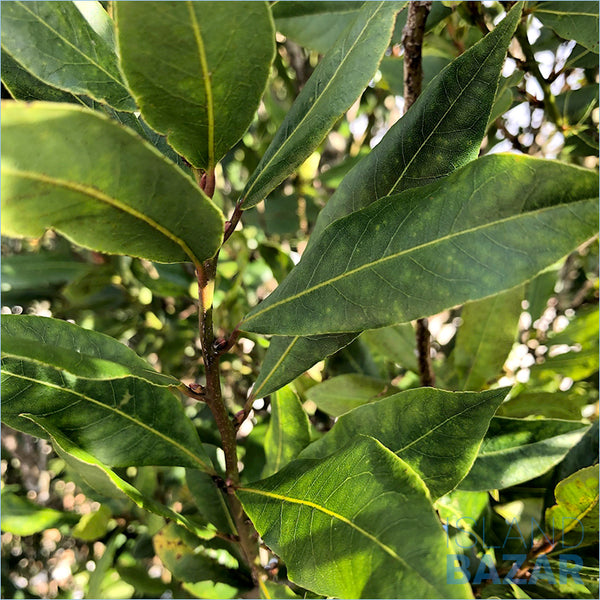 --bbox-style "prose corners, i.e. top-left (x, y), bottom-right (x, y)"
top-left (1, 1), bottom-right (598, 598)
